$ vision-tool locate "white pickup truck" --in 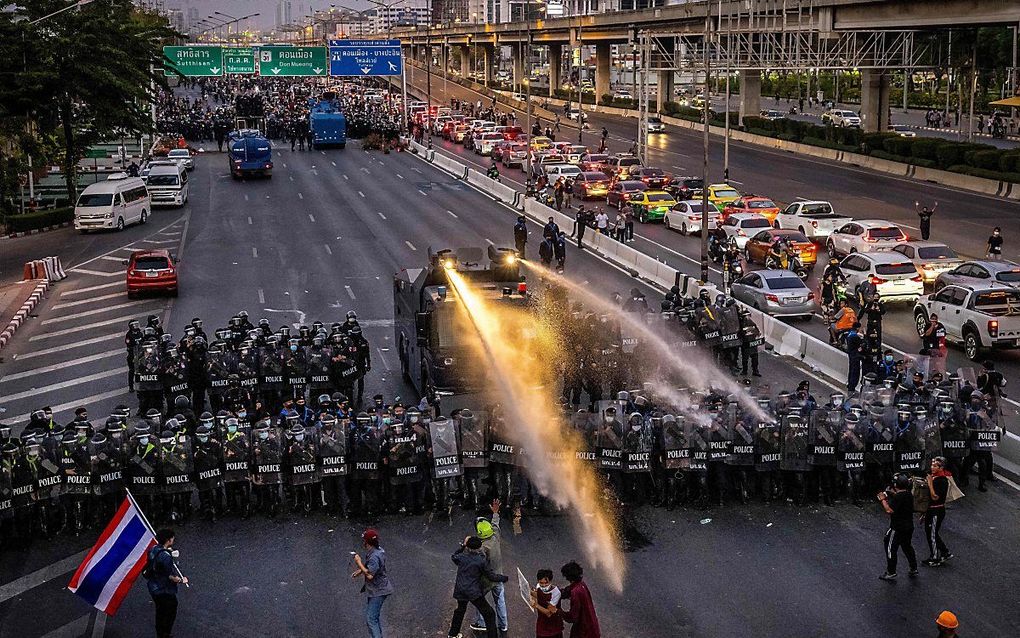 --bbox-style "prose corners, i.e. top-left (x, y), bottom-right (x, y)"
top-left (913, 283), bottom-right (1020, 360)
top-left (774, 201), bottom-right (852, 239)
